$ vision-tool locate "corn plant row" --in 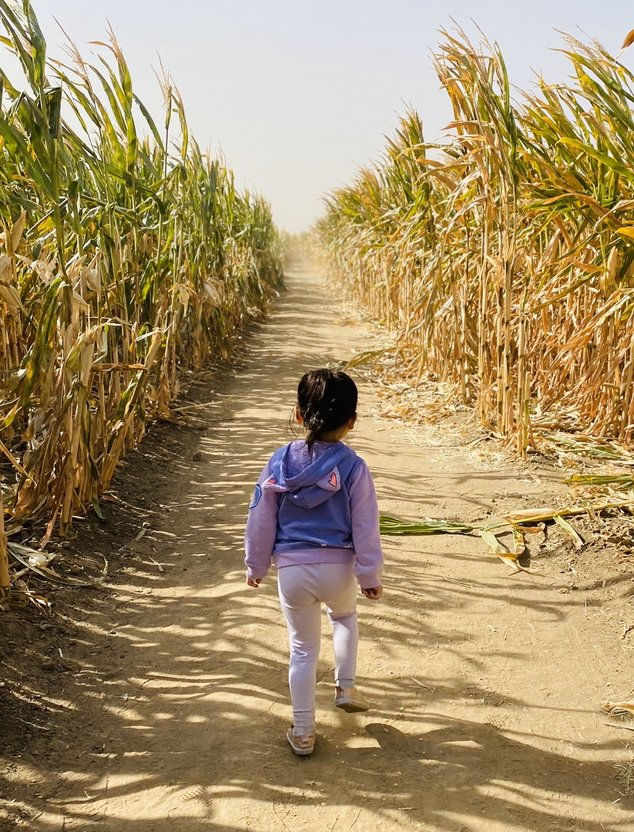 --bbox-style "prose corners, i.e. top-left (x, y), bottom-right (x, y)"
top-left (0, 1), bottom-right (282, 587)
top-left (317, 29), bottom-right (634, 456)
